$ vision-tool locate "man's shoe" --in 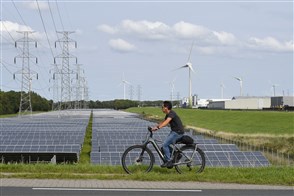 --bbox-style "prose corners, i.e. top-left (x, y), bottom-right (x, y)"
top-left (161, 160), bottom-right (173, 168)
